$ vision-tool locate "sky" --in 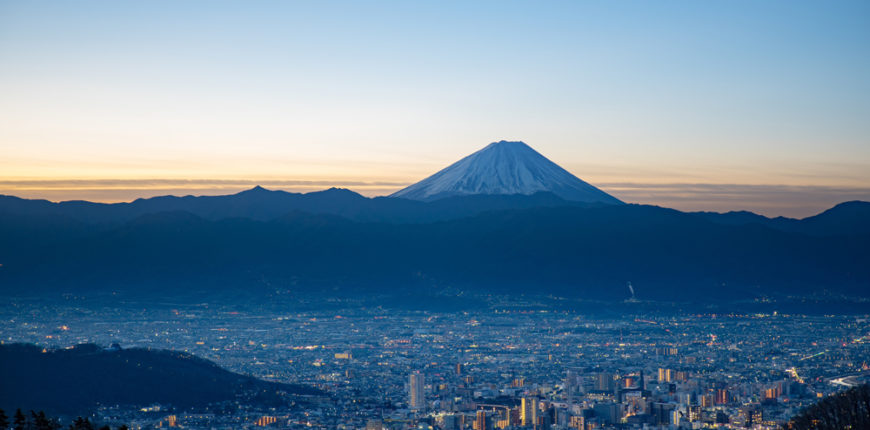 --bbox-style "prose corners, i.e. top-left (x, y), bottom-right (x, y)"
top-left (1, 1), bottom-right (869, 217)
